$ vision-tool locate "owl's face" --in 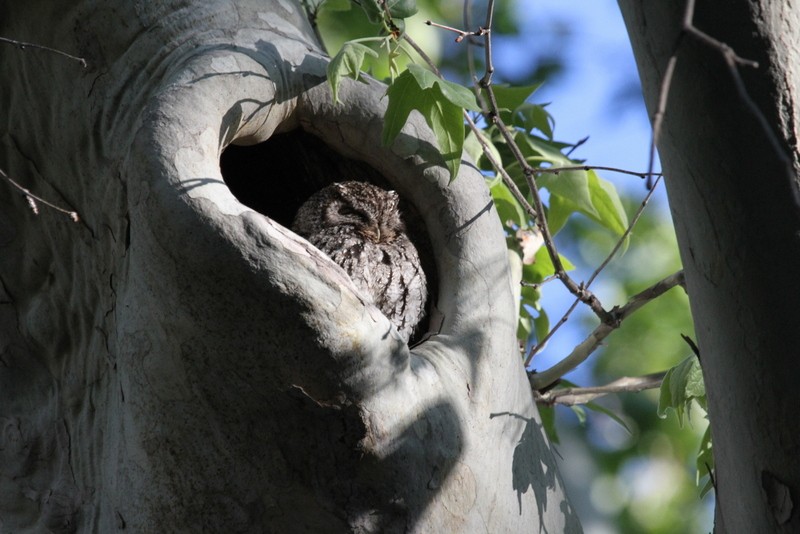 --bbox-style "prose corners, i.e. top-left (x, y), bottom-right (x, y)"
top-left (297, 181), bottom-right (405, 244)
top-left (291, 180), bottom-right (427, 342)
